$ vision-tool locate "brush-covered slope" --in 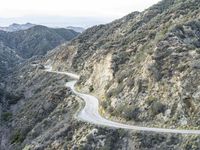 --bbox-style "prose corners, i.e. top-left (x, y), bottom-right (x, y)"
top-left (0, 25), bottom-right (79, 59)
top-left (47, 0), bottom-right (200, 129)
top-left (1, 59), bottom-right (199, 150)
top-left (0, 42), bottom-right (22, 80)
top-left (1, 0), bottom-right (200, 149)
